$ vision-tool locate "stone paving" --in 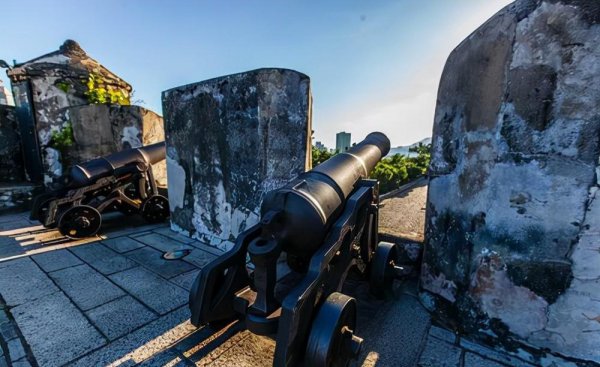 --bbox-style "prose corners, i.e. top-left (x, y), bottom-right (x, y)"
top-left (0, 189), bottom-right (588, 366)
